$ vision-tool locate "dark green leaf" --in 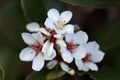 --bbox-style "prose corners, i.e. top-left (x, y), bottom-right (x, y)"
top-left (0, 65), bottom-right (5, 80)
top-left (90, 66), bottom-right (120, 80)
top-left (95, 19), bottom-right (120, 51)
top-left (41, 0), bottom-right (66, 12)
top-left (60, 0), bottom-right (120, 8)
top-left (21, 0), bottom-right (66, 23)
top-left (106, 46), bottom-right (120, 72)
top-left (0, 0), bottom-right (27, 48)
top-left (0, 48), bottom-right (21, 80)
top-left (26, 70), bottom-right (47, 80)
top-left (21, 0), bottom-right (46, 22)
top-left (46, 69), bottom-right (66, 80)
